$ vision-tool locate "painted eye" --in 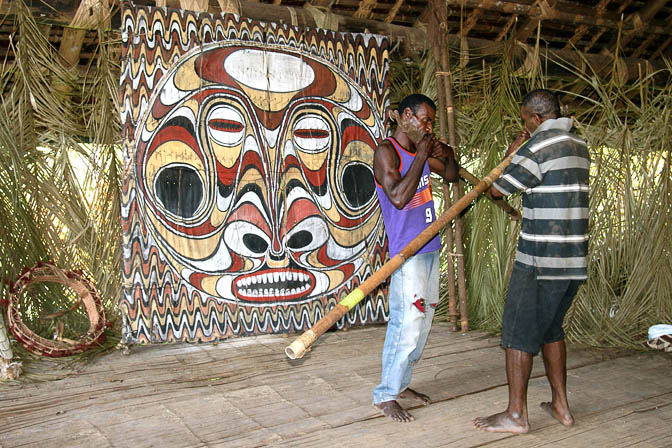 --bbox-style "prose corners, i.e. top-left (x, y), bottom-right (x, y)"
top-left (292, 115), bottom-right (331, 153)
top-left (207, 105), bottom-right (245, 146)
top-left (154, 164), bottom-right (204, 219)
top-left (287, 230), bottom-right (313, 250)
top-left (285, 216), bottom-right (327, 252)
top-left (243, 233), bottom-right (268, 253)
top-left (341, 162), bottom-right (375, 209)
top-left (224, 221), bottom-right (270, 258)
